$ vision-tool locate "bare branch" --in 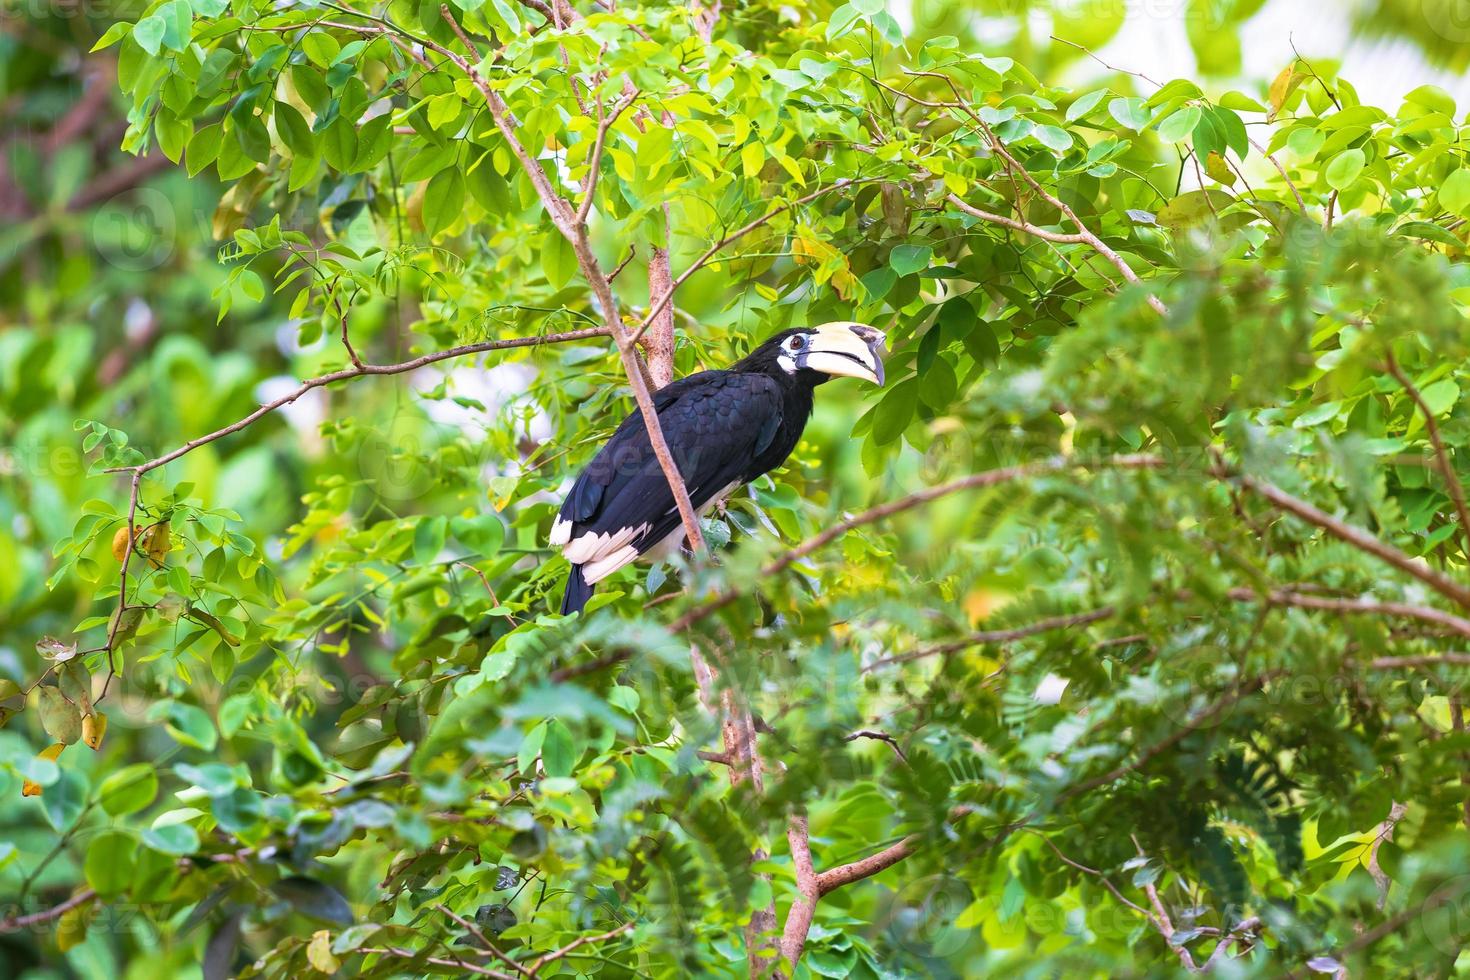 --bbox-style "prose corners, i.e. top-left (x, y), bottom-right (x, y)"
top-left (778, 813), bottom-right (820, 969)
top-left (815, 836), bottom-right (917, 896)
top-left (946, 193), bottom-right (1094, 244)
top-left (842, 729), bottom-right (908, 762)
top-left (111, 327), bottom-right (610, 479)
top-left (1239, 475), bottom-right (1470, 610)
top-left (1247, 136), bottom-right (1309, 216)
top-left (360, 947), bottom-right (513, 979)
top-left (0, 889), bottom-right (96, 933)
top-left (866, 606), bottom-right (1116, 671)
top-left (1245, 589), bottom-right (1470, 639)
top-left (673, 454), bottom-right (1163, 632)
top-left (436, 905), bottom-right (528, 977)
top-left (526, 921), bottom-right (635, 976)
top-left (576, 87), bottom-right (640, 225)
